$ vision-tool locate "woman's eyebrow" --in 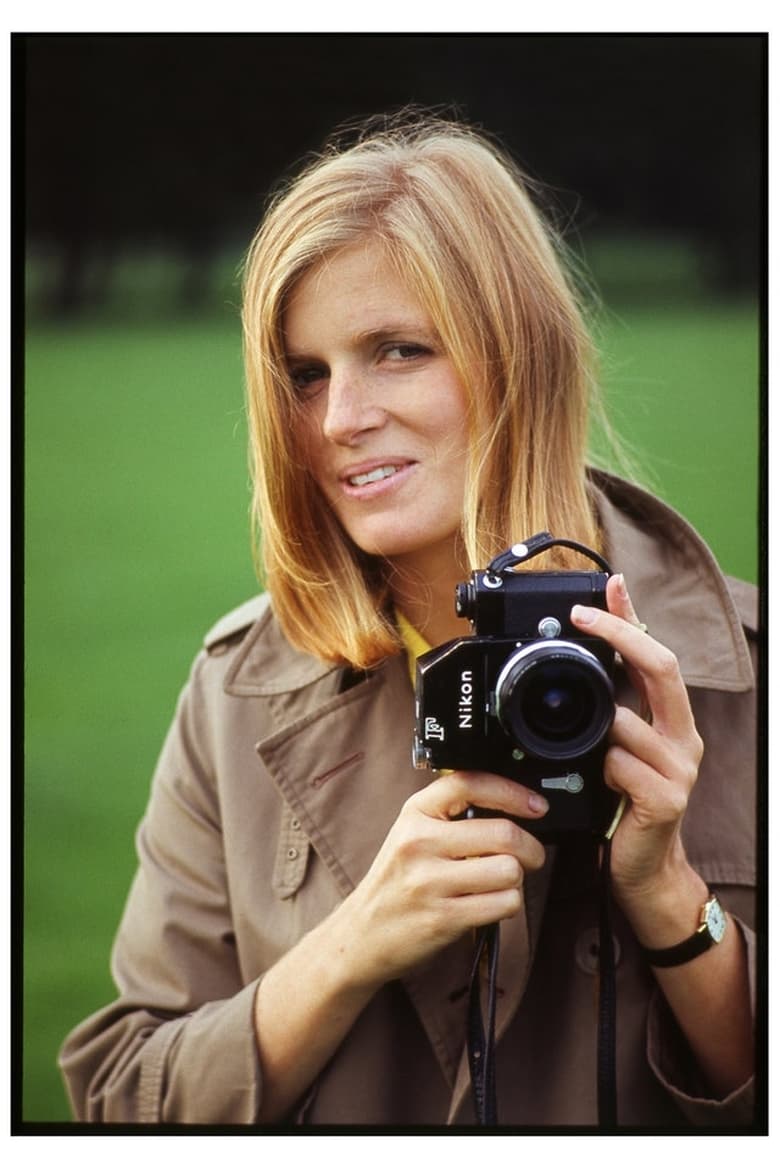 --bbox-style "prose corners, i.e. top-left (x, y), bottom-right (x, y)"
top-left (283, 321), bottom-right (440, 363)
top-left (354, 321), bottom-right (439, 345)
top-left (284, 348), bottom-right (320, 364)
